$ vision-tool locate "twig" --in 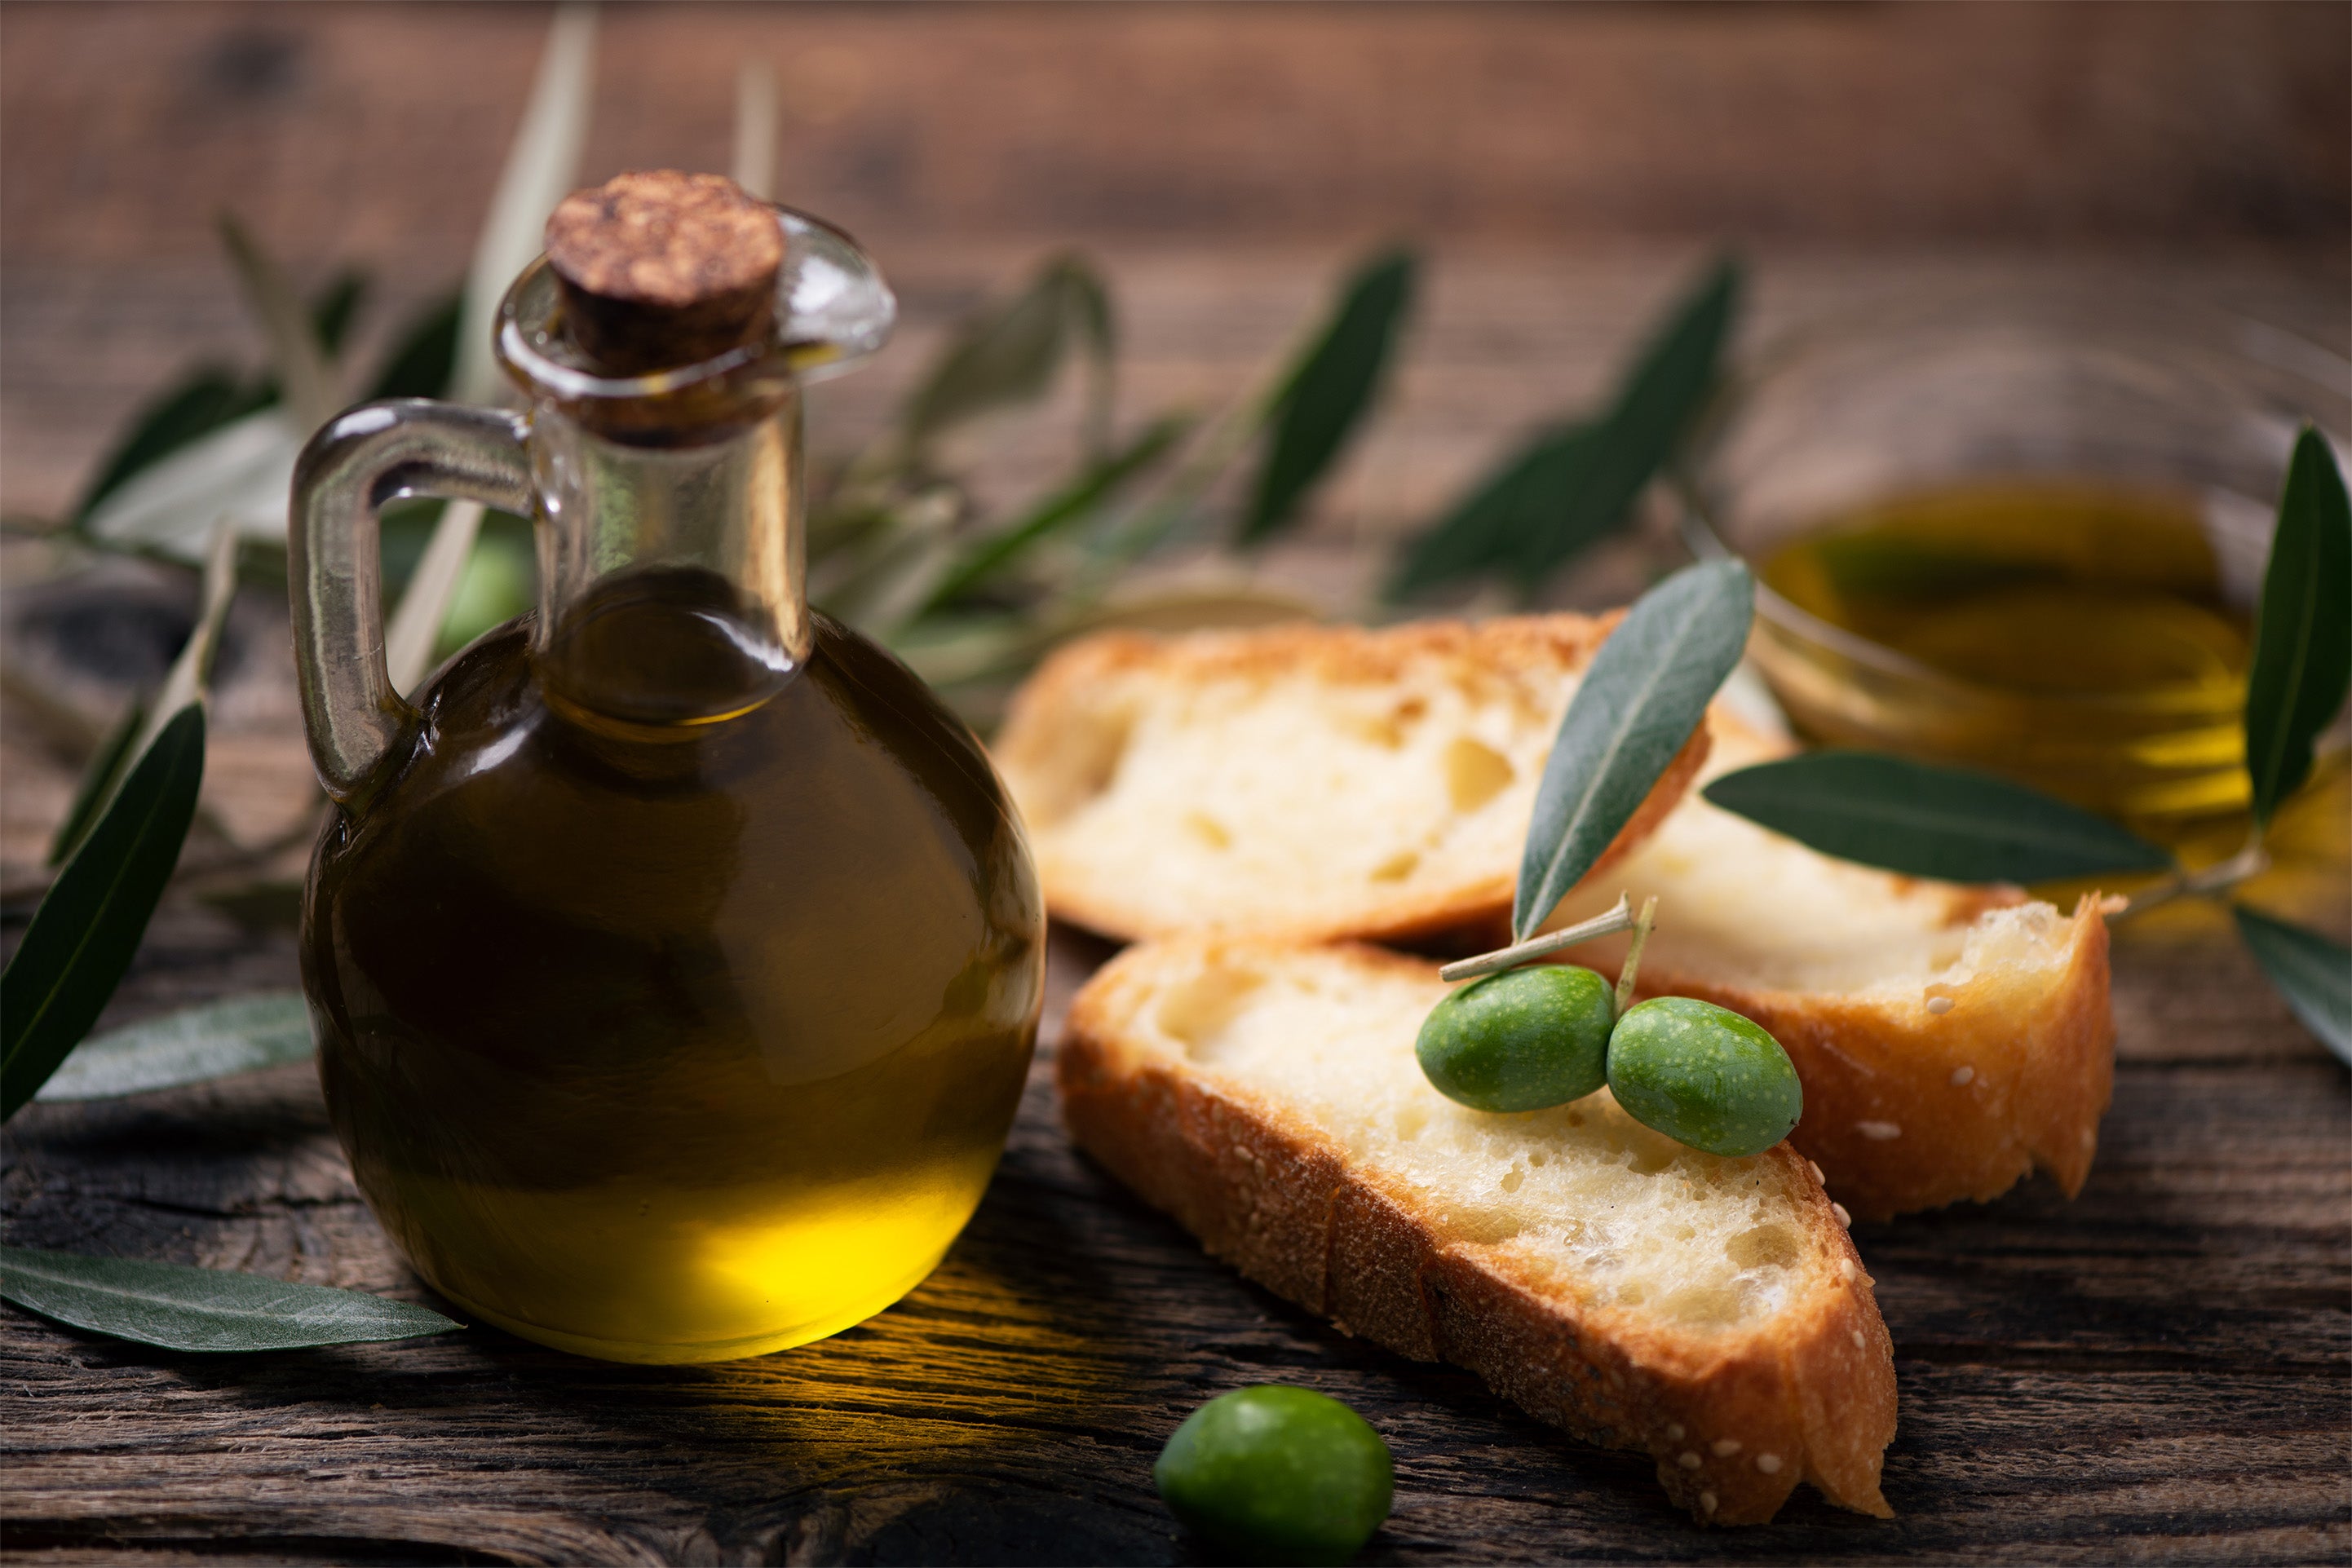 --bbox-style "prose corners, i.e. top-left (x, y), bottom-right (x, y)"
top-left (1612, 895), bottom-right (1659, 1018)
top-left (2119, 840), bottom-right (2273, 921)
top-left (1438, 895), bottom-right (1634, 983)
